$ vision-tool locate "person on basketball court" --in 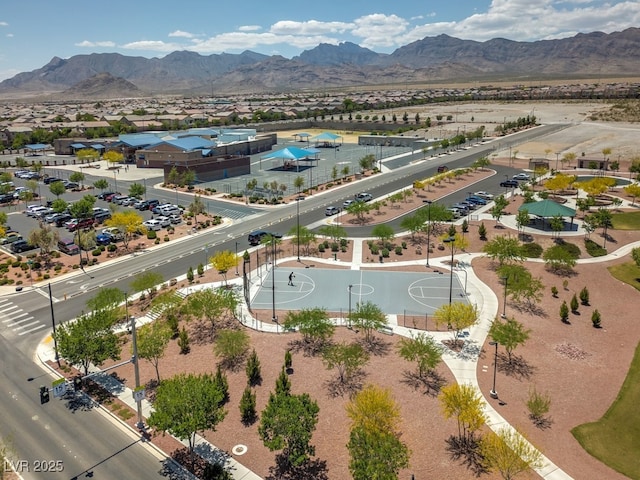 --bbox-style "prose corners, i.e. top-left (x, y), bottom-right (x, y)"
top-left (288, 272), bottom-right (295, 286)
